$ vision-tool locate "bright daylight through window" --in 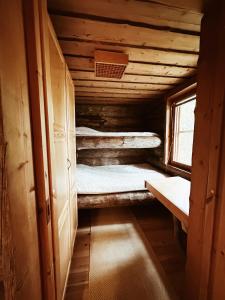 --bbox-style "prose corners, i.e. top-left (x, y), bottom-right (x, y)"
top-left (171, 96), bottom-right (196, 169)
